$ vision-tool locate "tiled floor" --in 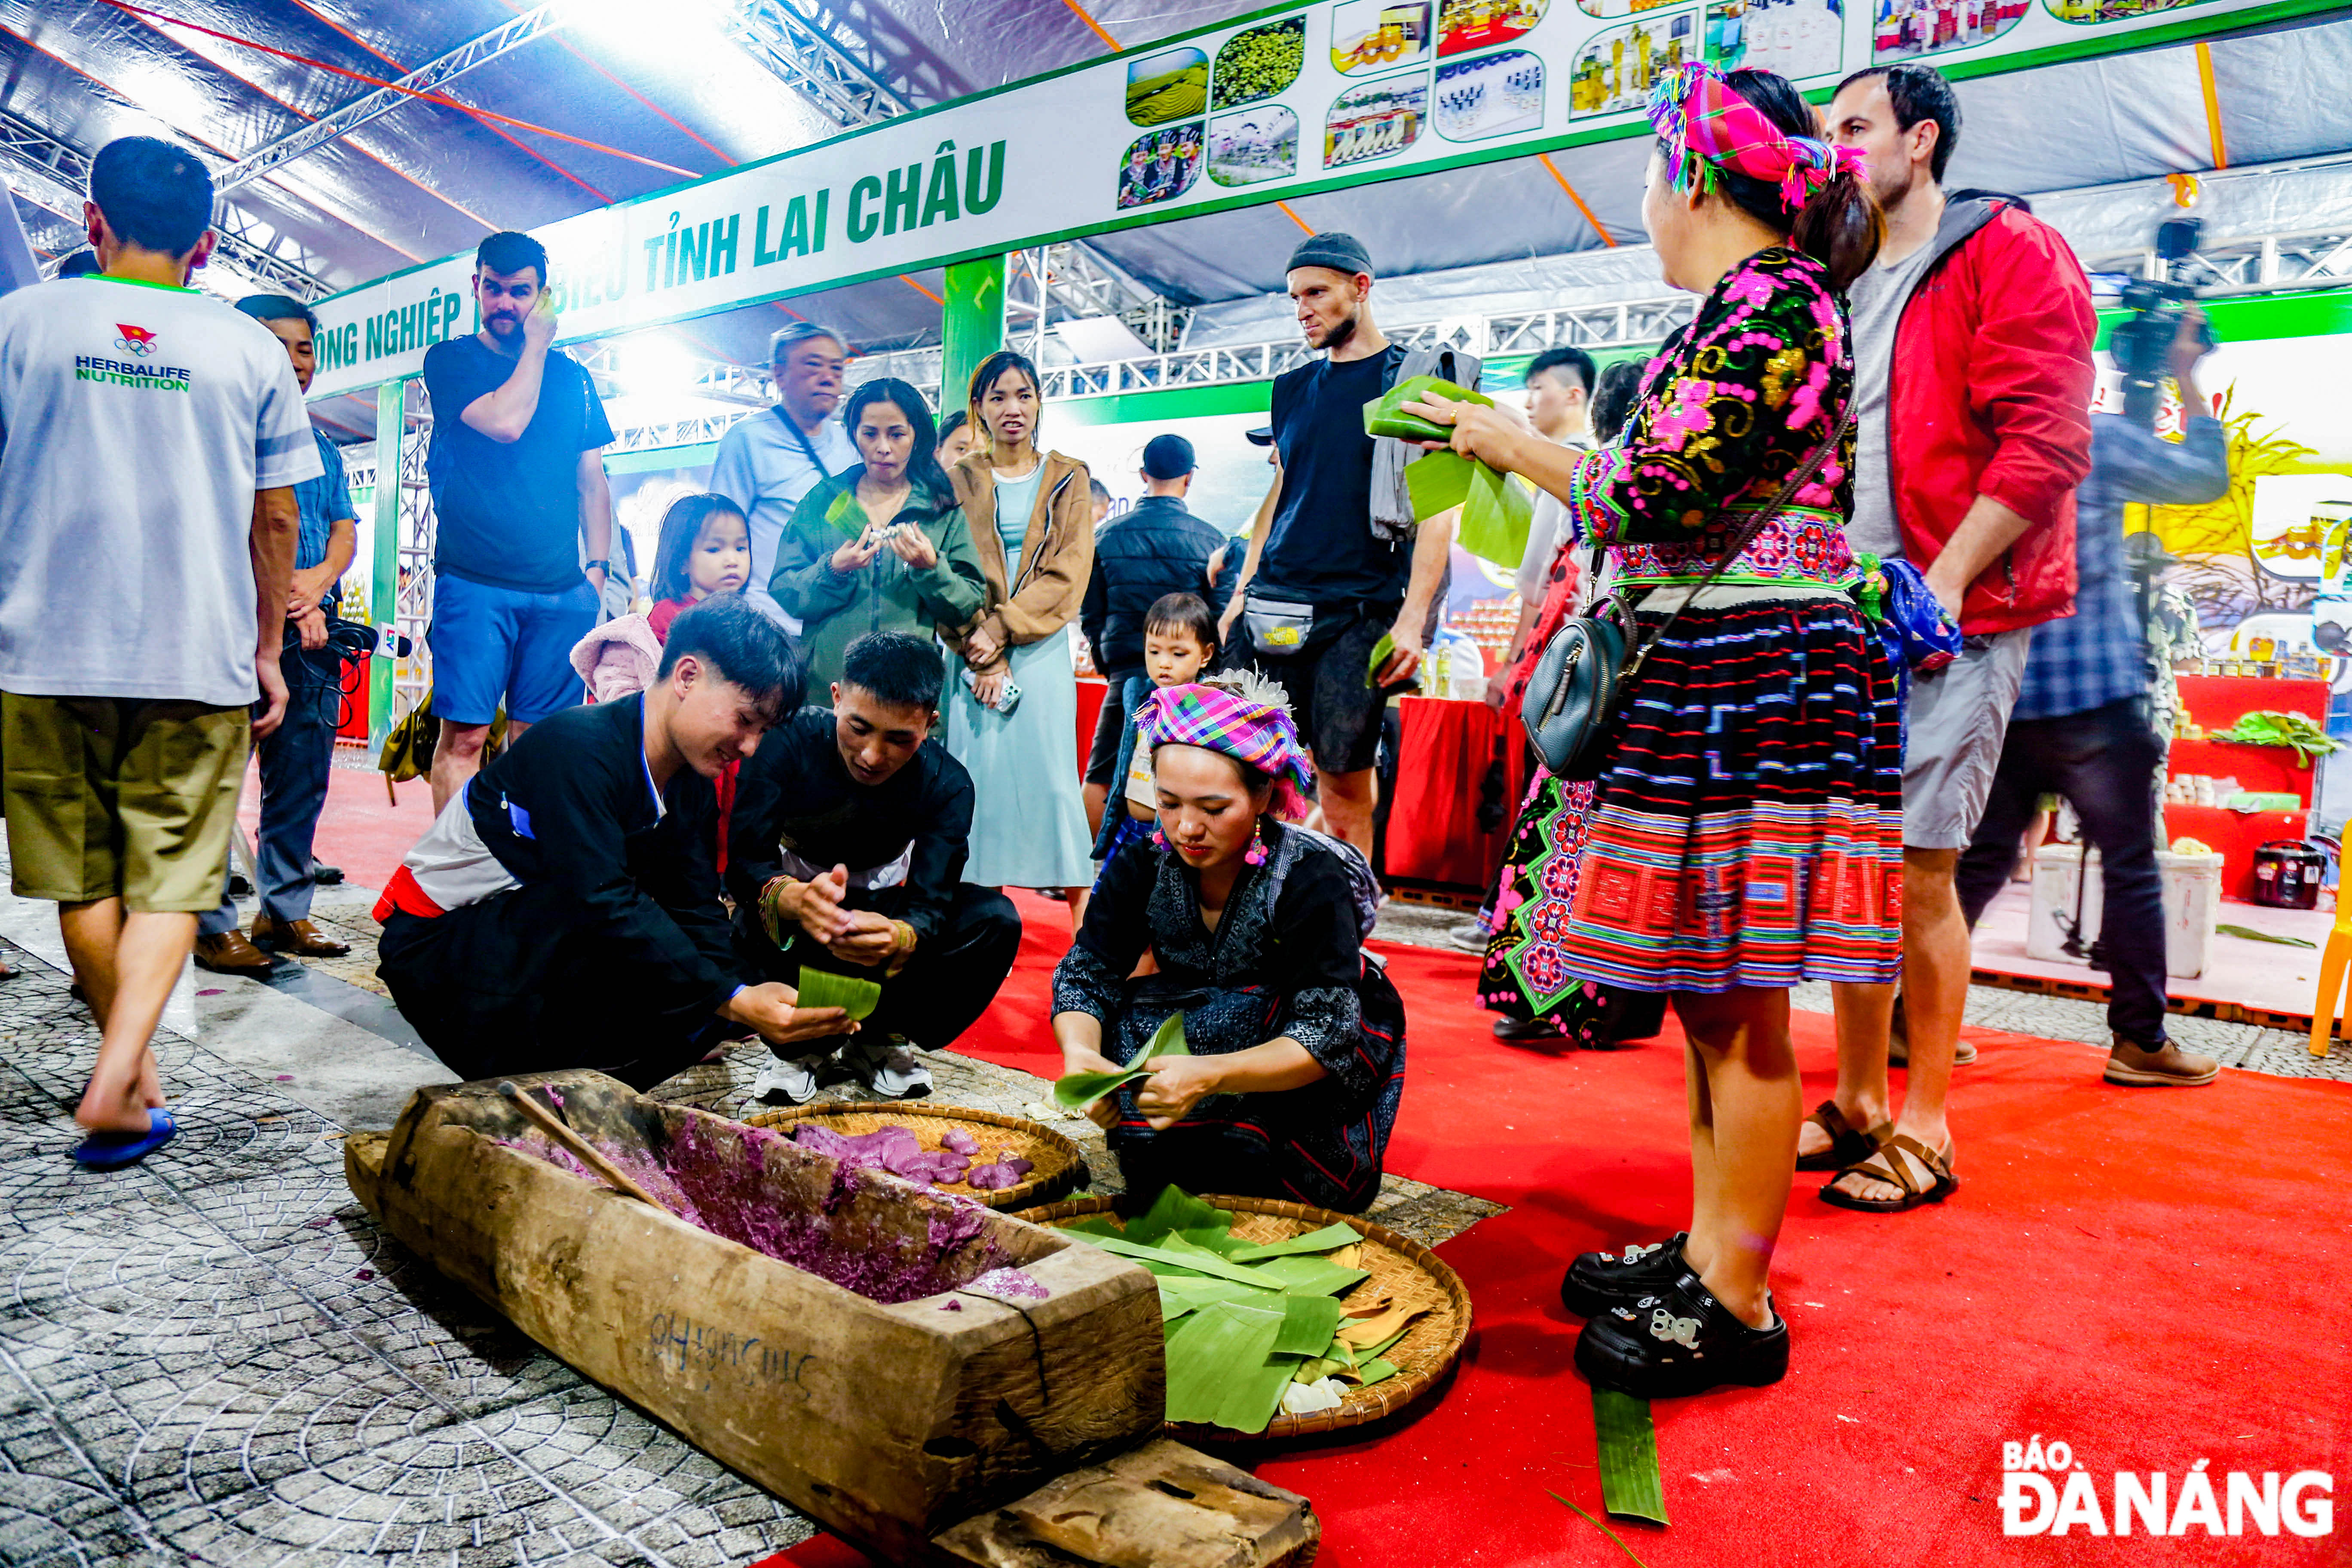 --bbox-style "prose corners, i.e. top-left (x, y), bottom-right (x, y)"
top-left (0, 879), bottom-right (1505, 1566)
top-left (1376, 901), bottom-right (2352, 1081)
